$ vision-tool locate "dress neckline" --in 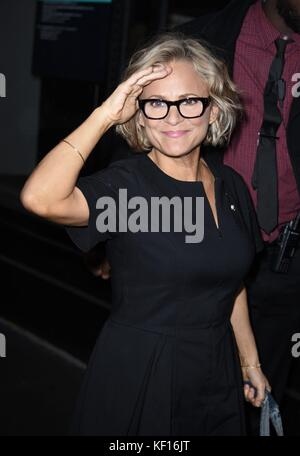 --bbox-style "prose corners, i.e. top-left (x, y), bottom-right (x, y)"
top-left (142, 152), bottom-right (223, 234)
top-left (142, 152), bottom-right (219, 185)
